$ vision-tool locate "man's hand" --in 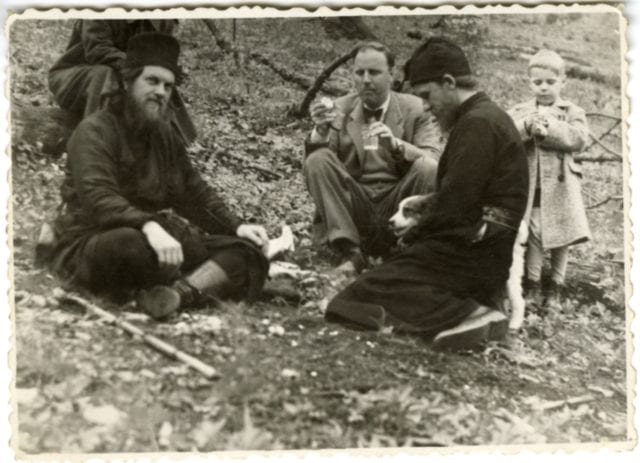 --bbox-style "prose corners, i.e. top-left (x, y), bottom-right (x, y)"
top-left (367, 121), bottom-right (403, 158)
top-left (237, 224), bottom-right (270, 255)
top-left (310, 100), bottom-right (338, 138)
top-left (142, 221), bottom-right (184, 269)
